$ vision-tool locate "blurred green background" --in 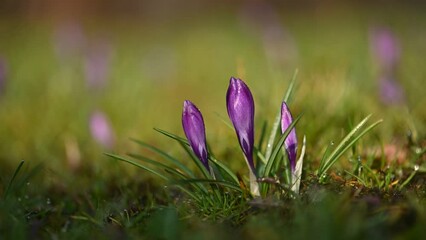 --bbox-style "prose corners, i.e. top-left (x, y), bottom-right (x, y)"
top-left (0, 0), bottom-right (425, 185)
